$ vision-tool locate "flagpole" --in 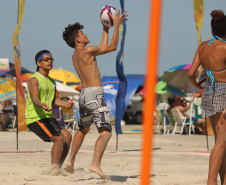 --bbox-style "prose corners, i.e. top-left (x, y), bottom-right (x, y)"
top-left (116, 134), bottom-right (118, 151)
top-left (16, 0), bottom-right (19, 151)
